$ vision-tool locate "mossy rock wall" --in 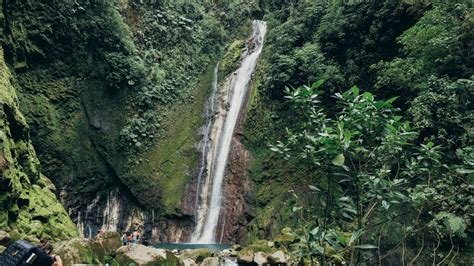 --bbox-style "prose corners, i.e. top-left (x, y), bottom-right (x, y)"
top-left (0, 48), bottom-right (77, 240)
top-left (0, 0), bottom-right (255, 241)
